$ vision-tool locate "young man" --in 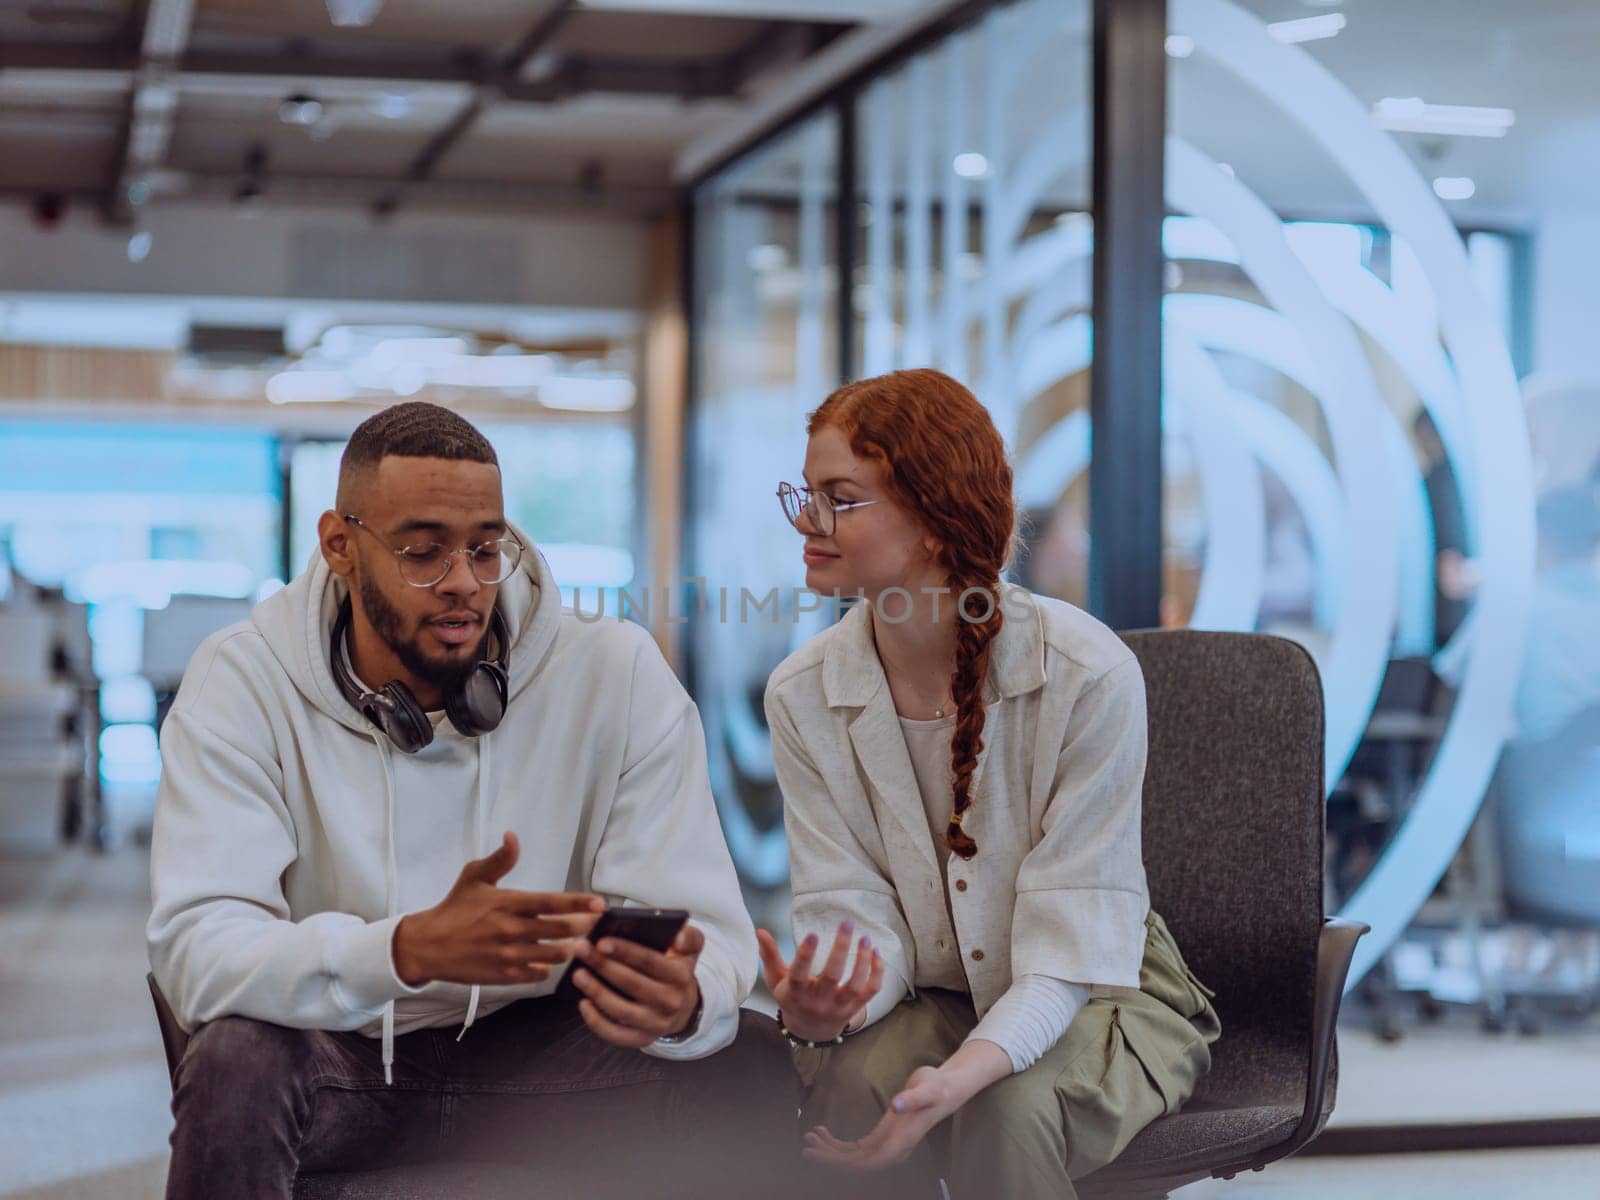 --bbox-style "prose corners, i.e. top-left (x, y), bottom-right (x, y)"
top-left (148, 402), bottom-right (794, 1198)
